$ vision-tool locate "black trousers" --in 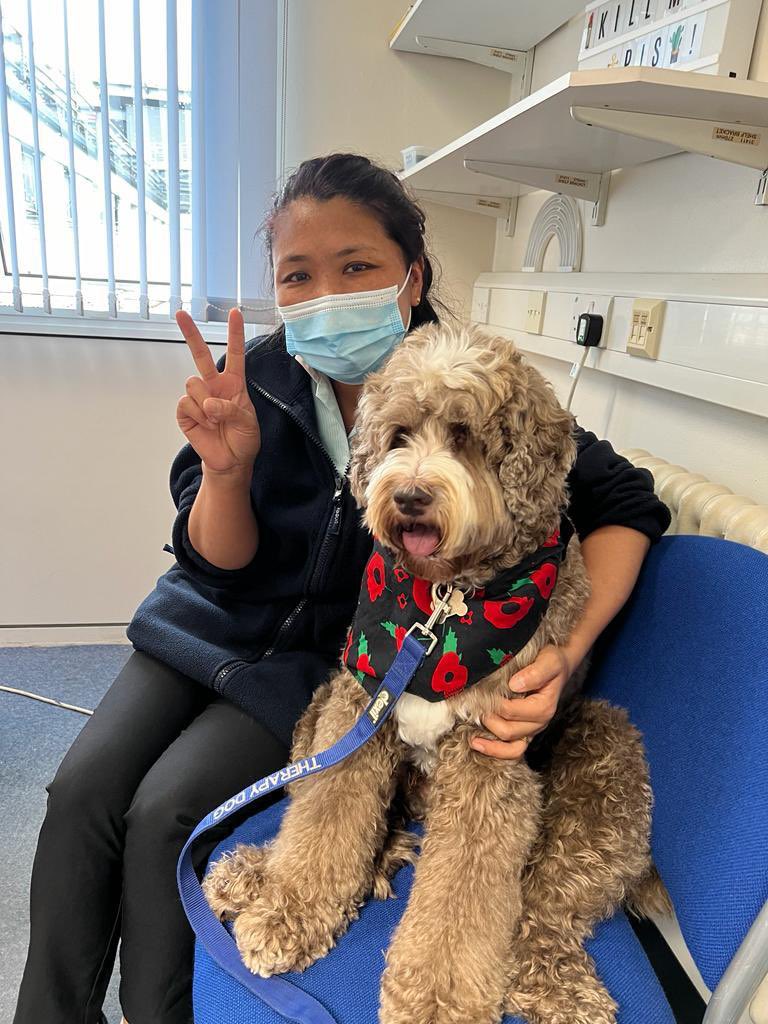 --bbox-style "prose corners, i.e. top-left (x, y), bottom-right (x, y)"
top-left (13, 648), bottom-right (291, 1024)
